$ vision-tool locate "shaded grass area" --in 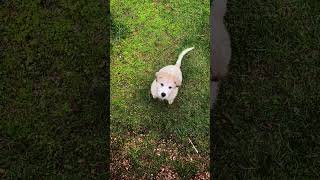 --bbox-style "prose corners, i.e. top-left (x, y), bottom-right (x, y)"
top-left (110, 0), bottom-right (210, 178)
top-left (212, 0), bottom-right (320, 178)
top-left (1, 1), bottom-right (108, 178)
